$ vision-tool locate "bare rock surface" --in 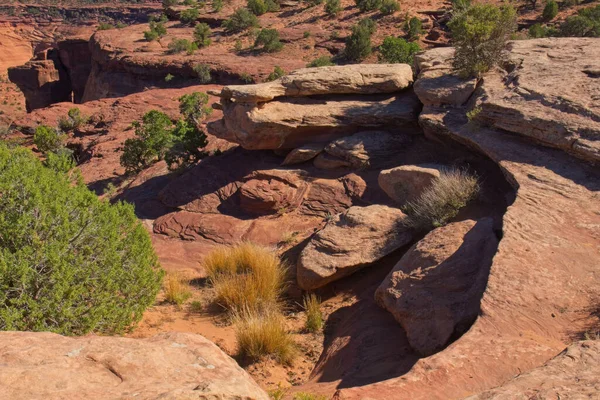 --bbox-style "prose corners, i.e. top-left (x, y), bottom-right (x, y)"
top-left (217, 64), bottom-right (414, 103)
top-left (282, 143), bottom-right (325, 165)
top-left (378, 164), bottom-right (443, 205)
top-left (238, 169), bottom-right (309, 215)
top-left (466, 340), bottom-right (600, 400)
top-left (336, 38), bottom-right (600, 400)
top-left (208, 91), bottom-right (421, 150)
top-left (0, 331), bottom-right (268, 400)
top-left (324, 131), bottom-right (411, 169)
top-left (375, 218), bottom-right (499, 356)
top-left (297, 205), bottom-right (413, 290)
